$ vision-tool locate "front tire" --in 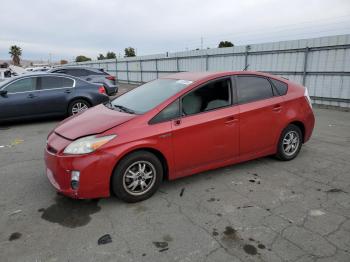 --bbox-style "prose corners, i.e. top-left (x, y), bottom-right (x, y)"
top-left (112, 151), bottom-right (163, 203)
top-left (276, 124), bottom-right (302, 161)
